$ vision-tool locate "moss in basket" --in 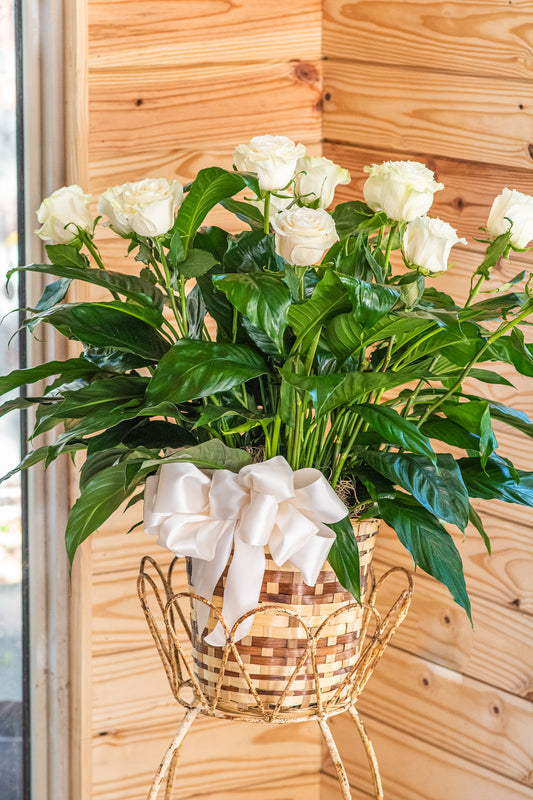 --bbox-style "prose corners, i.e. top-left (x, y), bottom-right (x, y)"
top-left (3, 137), bottom-right (533, 622)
